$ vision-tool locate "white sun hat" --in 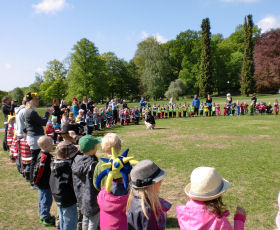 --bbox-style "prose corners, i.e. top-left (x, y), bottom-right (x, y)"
top-left (185, 167), bottom-right (230, 201)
